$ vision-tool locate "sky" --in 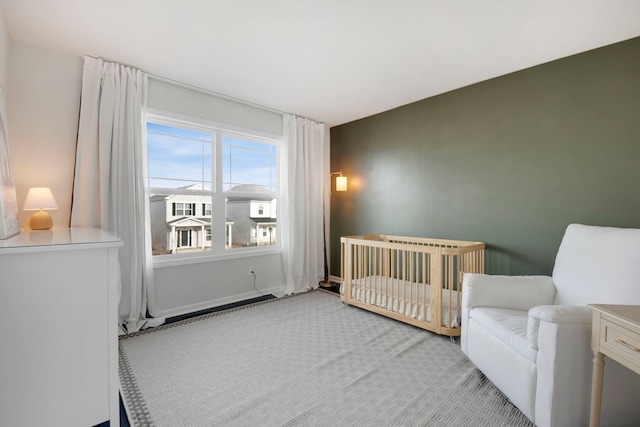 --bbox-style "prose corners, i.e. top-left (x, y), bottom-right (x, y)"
top-left (147, 122), bottom-right (277, 192)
